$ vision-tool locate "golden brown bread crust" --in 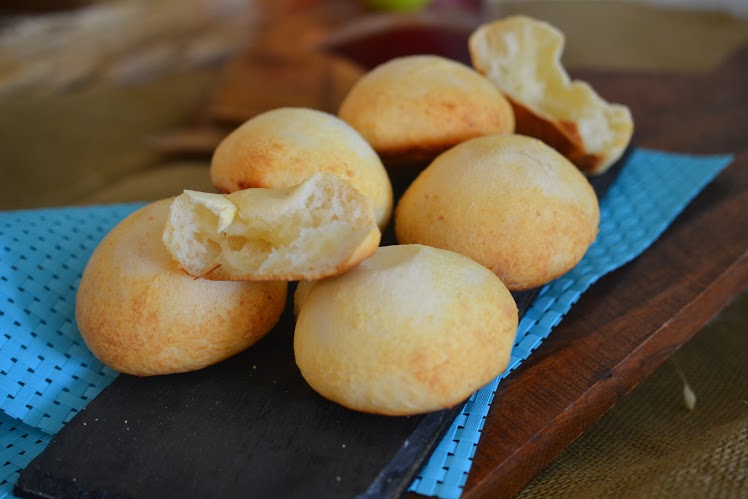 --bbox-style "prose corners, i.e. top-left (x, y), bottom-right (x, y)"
top-left (337, 55), bottom-right (515, 166)
top-left (468, 16), bottom-right (633, 175)
top-left (294, 245), bottom-right (518, 416)
top-left (394, 134), bottom-right (600, 291)
top-left (209, 107), bottom-right (393, 230)
top-left (507, 96), bottom-right (603, 174)
top-left (75, 199), bottom-right (287, 376)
